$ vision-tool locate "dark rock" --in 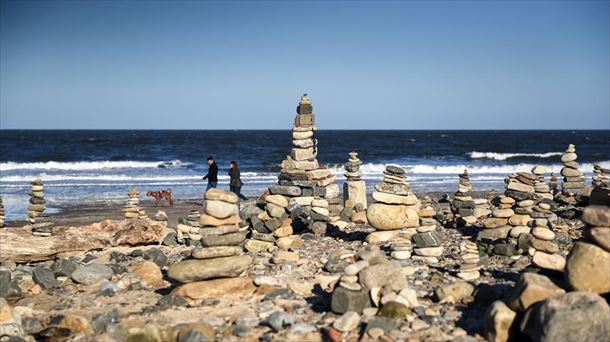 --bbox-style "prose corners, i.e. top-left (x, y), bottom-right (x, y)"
top-left (179, 330), bottom-right (210, 342)
top-left (162, 231), bottom-right (178, 246)
top-left (143, 248), bottom-right (168, 267)
top-left (286, 203), bottom-right (305, 218)
top-left (269, 185), bottom-right (301, 197)
top-left (129, 250), bottom-right (143, 257)
top-left (301, 187), bottom-right (314, 197)
top-left (91, 309), bottom-right (119, 332)
top-left (324, 257), bottom-right (349, 273)
top-left (22, 316), bottom-right (45, 335)
top-left (452, 200), bottom-right (476, 209)
top-left (412, 230), bottom-right (443, 248)
top-left (157, 294), bottom-right (188, 310)
top-left (505, 190), bottom-right (532, 201)
top-left (310, 211), bottom-right (329, 222)
top-left (109, 252), bottom-right (129, 263)
top-left (0, 270), bottom-right (11, 297)
top-left (266, 311), bottom-right (295, 331)
top-left (264, 218), bottom-right (283, 231)
top-left (107, 264), bottom-right (127, 275)
top-left (520, 291), bottom-right (610, 342)
top-left (312, 186), bottom-right (327, 197)
top-left (50, 259), bottom-right (78, 277)
top-left (385, 165), bottom-right (405, 175)
top-left (33, 266), bottom-right (58, 289)
top-left (494, 243), bottom-right (517, 256)
top-left (340, 207), bottom-right (353, 222)
top-left (330, 287), bottom-right (372, 314)
top-left (80, 254), bottom-right (97, 264)
top-left (365, 317), bottom-right (397, 333)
